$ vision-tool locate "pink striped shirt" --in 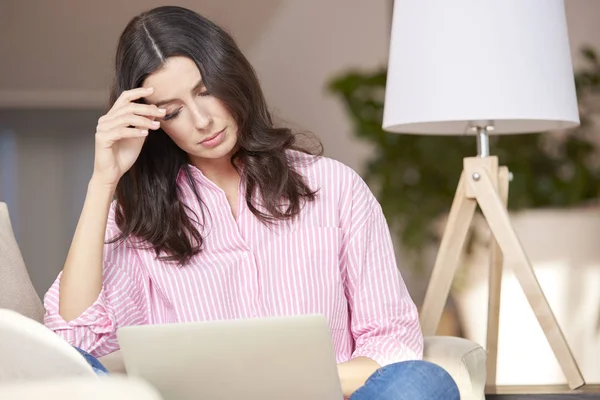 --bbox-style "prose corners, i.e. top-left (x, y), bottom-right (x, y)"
top-left (43, 153), bottom-right (423, 366)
